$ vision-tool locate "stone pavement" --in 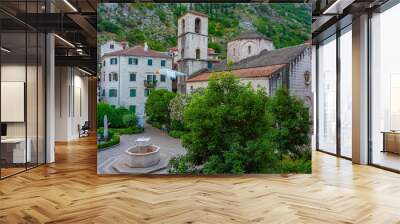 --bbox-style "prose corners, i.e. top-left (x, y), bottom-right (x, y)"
top-left (97, 124), bottom-right (187, 174)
